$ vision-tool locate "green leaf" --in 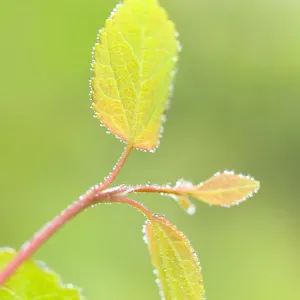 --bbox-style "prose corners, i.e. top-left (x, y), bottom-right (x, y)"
top-left (91, 0), bottom-right (179, 151)
top-left (144, 216), bottom-right (205, 300)
top-left (182, 171), bottom-right (260, 207)
top-left (0, 248), bottom-right (84, 300)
